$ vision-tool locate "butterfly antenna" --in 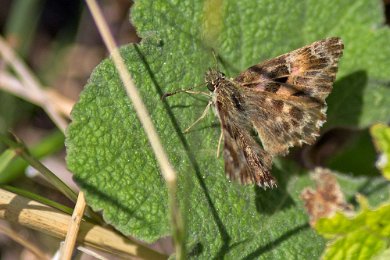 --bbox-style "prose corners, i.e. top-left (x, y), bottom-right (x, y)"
top-left (211, 49), bottom-right (239, 74)
top-left (211, 50), bottom-right (219, 70)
